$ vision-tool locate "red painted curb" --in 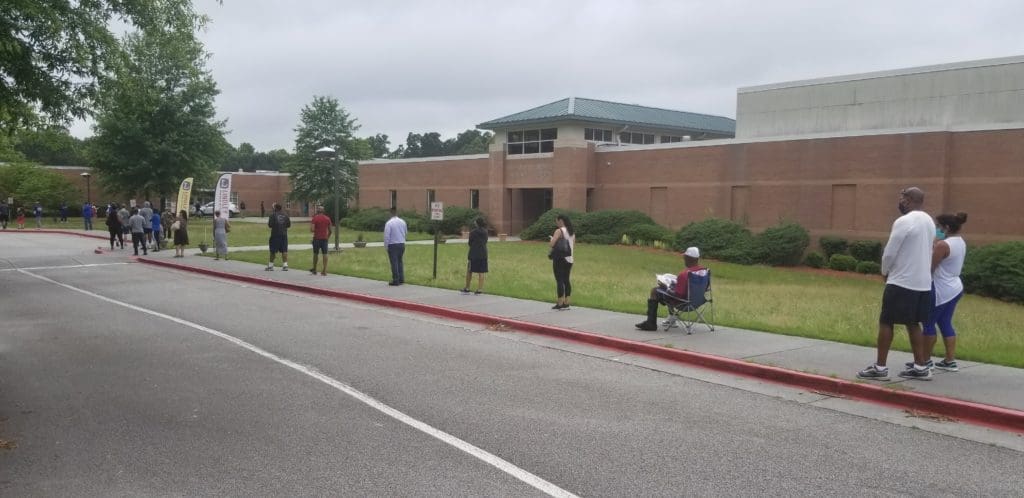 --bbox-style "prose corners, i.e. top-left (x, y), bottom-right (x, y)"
top-left (138, 257), bottom-right (1024, 434)
top-left (3, 229), bottom-right (109, 241)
